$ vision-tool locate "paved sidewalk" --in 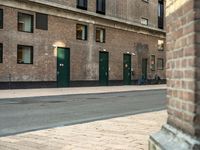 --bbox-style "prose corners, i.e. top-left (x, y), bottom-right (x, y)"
top-left (0, 85), bottom-right (166, 99)
top-left (0, 110), bottom-right (167, 150)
